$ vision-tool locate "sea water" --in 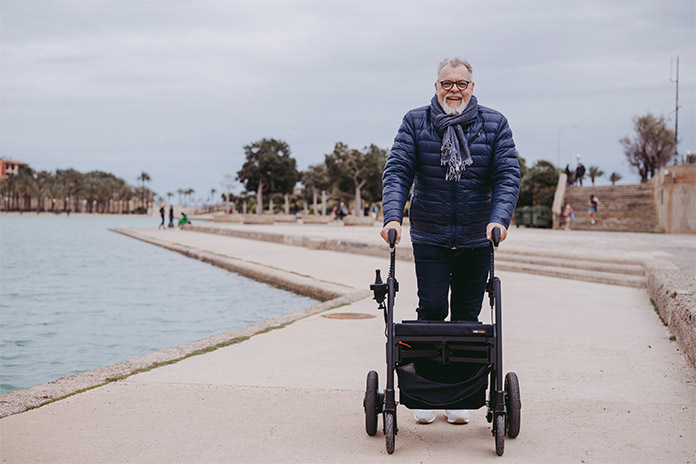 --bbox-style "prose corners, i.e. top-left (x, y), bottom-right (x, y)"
top-left (0, 215), bottom-right (318, 394)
